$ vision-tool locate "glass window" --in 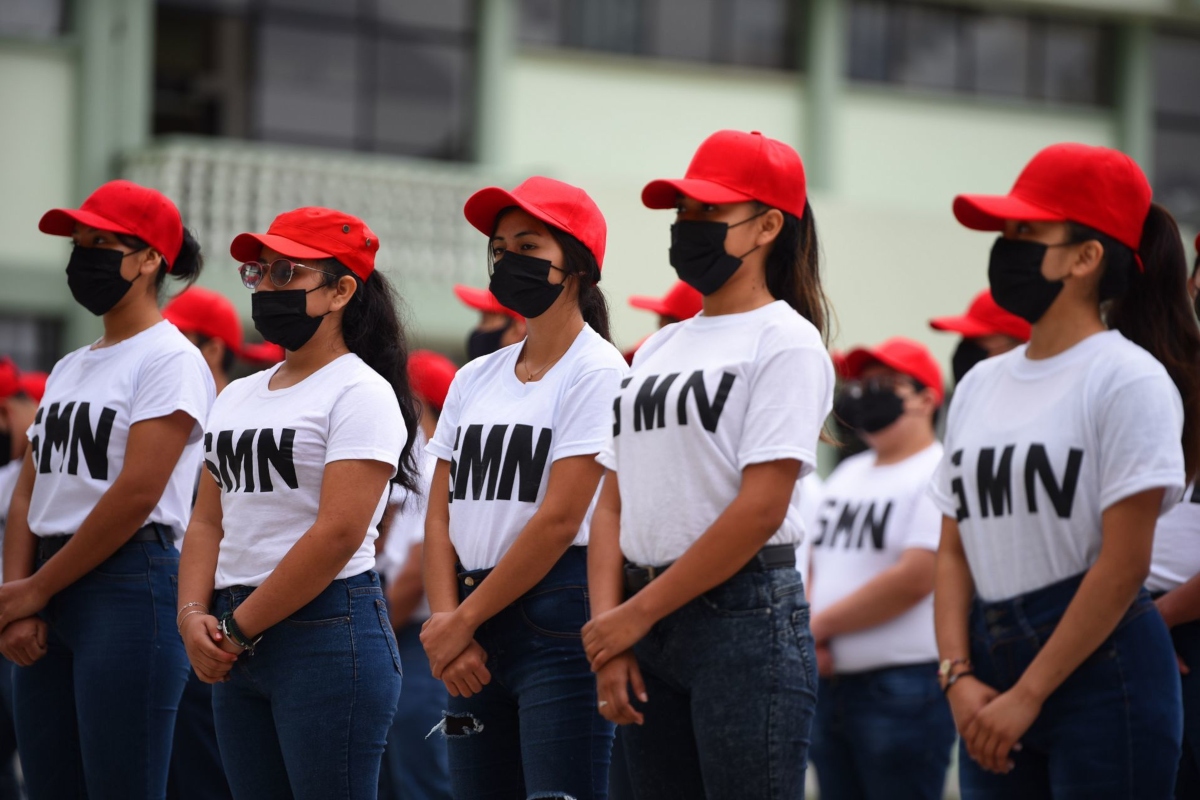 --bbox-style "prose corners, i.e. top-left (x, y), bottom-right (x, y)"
top-left (728, 0), bottom-right (796, 69)
top-left (848, 1), bottom-right (889, 82)
top-left (648, 0), bottom-right (718, 63)
top-left (377, 0), bottom-right (474, 32)
top-left (0, 0), bottom-right (67, 39)
top-left (1041, 22), bottom-right (1104, 105)
top-left (1156, 33), bottom-right (1200, 118)
top-left (1155, 32), bottom-right (1200, 228)
top-left (966, 14), bottom-right (1028, 97)
top-left (0, 315), bottom-right (64, 374)
top-left (519, 0), bottom-right (565, 47)
top-left (1155, 128), bottom-right (1200, 228)
top-left (374, 40), bottom-right (473, 159)
top-left (893, 4), bottom-right (959, 91)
